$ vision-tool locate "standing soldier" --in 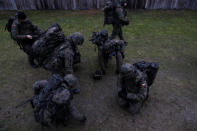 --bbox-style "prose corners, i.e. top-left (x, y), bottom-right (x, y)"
top-left (11, 12), bottom-right (43, 68)
top-left (104, 0), bottom-right (129, 40)
top-left (117, 62), bottom-right (159, 114)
